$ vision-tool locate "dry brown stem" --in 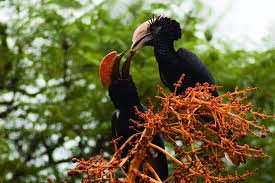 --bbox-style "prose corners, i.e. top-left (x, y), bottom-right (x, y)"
top-left (63, 76), bottom-right (273, 182)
